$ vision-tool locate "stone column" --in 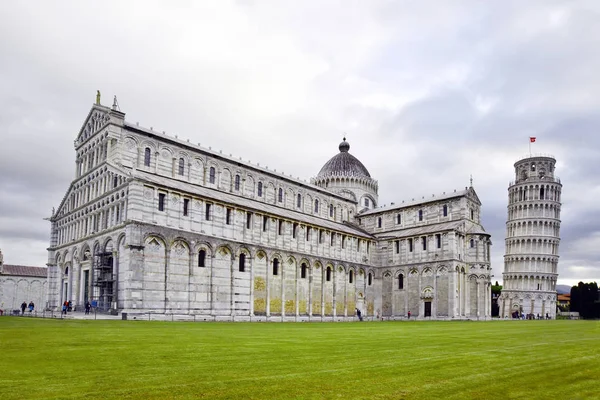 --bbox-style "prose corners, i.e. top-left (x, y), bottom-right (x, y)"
top-left (332, 267), bottom-right (337, 318)
top-left (187, 249), bottom-right (194, 314)
top-left (308, 266), bottom-right (313, 317)
top-left (465, 275), bottom-right (471, 317)
top-left (433, 272), bottom-right (438, 318)
top-left (448, 268), bottom-right (454, 317)
top-left (476, 280), bottom-right (481, 319)
top-left (281, 260), bottom-right (285, 319)
top-left (418, 269), bottom-right (422, 318)
top-left (72, 261), bottom-right (81, 307)
top-left (541, 299), bottom-right (546, 318)
top-left (295, 264), bottom-right (299, 319)
top-left (320, 268), bottom-right (325, 319)
top-left (404, 273), bottom-right (409, 317)
top-left (231, 255), bottom-right (235, 318)
top-left (249, 255), bottom-right (254, 317)
top-left (113, 250), bottom-right (119, 310)
top-left (164, 247), bottom-right (171, 313)
top-left (67, 265), bottom-right (74, 304)
top-left (209, 253), bottom-right (214, 315)
top-left (343, 269), bottom-right (348, 317)
top-left (266, 258), bottom-right (270, 317)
